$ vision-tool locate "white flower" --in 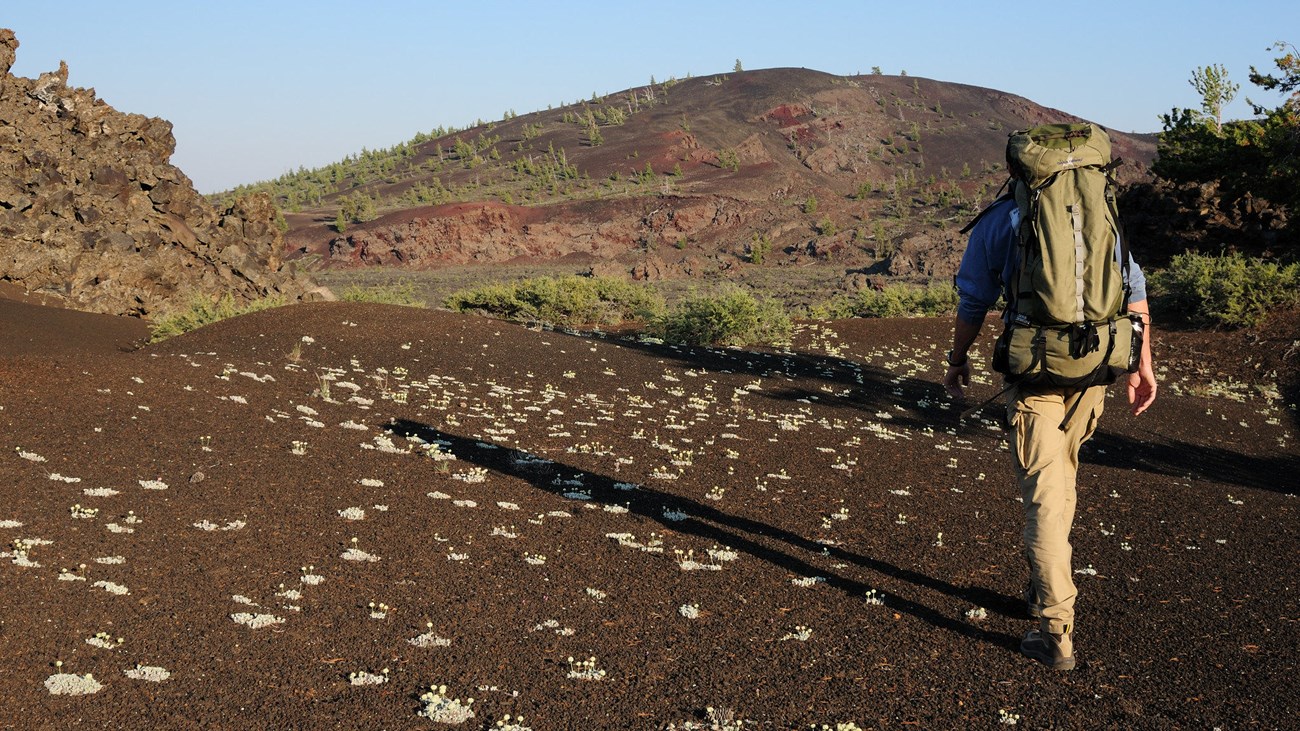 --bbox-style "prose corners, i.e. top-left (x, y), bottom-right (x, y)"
top-left (780, 625), bottom-right (814, 642)
top-left (44, 673), bottom-right (102, 695)
top-left (124, 665), bottom-right (170, 682)
top-left (407, 633), bottom-right (453, 648)
top-left (341, 548), bottom-right (380, 563)
top-left (230, 612), bottom-right (285, 629)
top-left (92, 580), bottom-right (130, 595)
top-left (348, 671), bottom-right (388, 686)
top-left (418, 685), bottom-right (476, 723)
